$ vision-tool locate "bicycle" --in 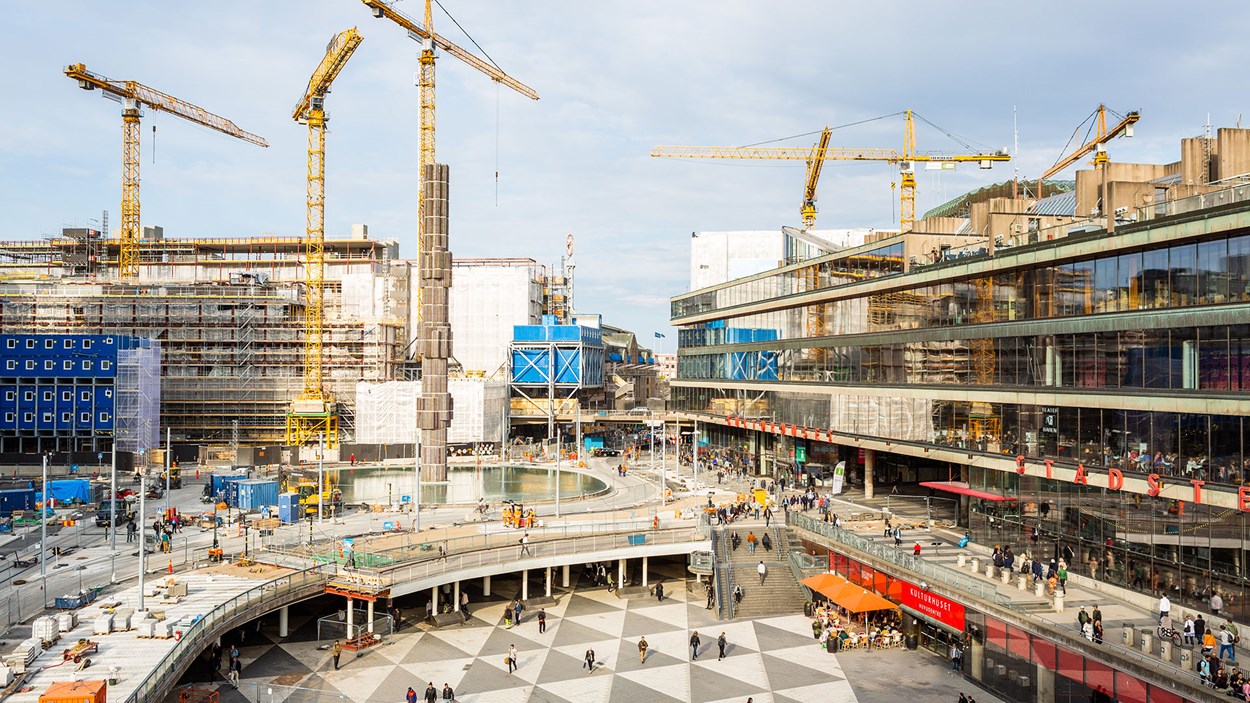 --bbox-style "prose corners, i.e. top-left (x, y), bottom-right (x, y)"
top-left (1158, 624), bottom-right (1183, 647)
